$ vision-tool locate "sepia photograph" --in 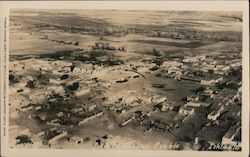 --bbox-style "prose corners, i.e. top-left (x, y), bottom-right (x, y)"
top-left (0, 1), bottom-right (249, 157)
top-left (8, 9), bottom-right (243, 150)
